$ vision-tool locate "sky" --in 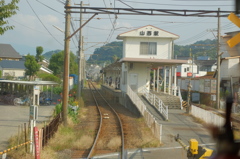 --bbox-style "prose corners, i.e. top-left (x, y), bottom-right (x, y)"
top-left (0, 0), bottom-right (238, 59)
